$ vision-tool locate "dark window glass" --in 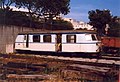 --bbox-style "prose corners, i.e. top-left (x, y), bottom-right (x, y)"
top-left (43, 35), bottom-right (51, 42)
top-left (67, 35), bottom-right (76, 43)
top-left (91, 34), bottom-right (96, 40)
top-left (33, 35), bottom-right (40, 42)
top-left (24, 35), bottom-right (27, 40)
